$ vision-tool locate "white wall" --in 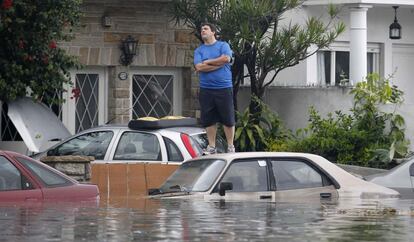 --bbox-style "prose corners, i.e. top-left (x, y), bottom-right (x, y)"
top-left (267, 5), bottom-right (414, 86)
top-left (241, 4), bottom-right (414, 150)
